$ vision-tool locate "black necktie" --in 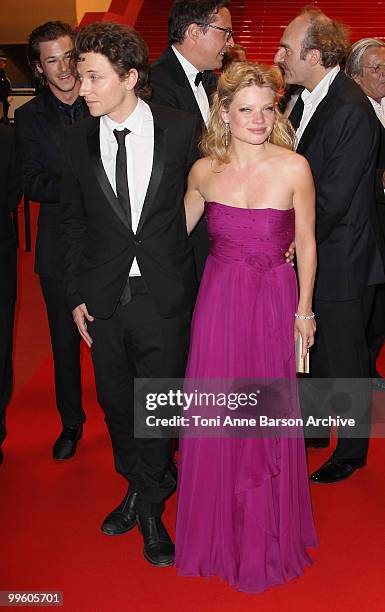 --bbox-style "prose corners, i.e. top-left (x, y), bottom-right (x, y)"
top-left (113, 128), bottom-right (132, 227)
top-left (194, 71), bottom-right (206, 87)
top-left (288, 96), bottom-right (304, 131)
